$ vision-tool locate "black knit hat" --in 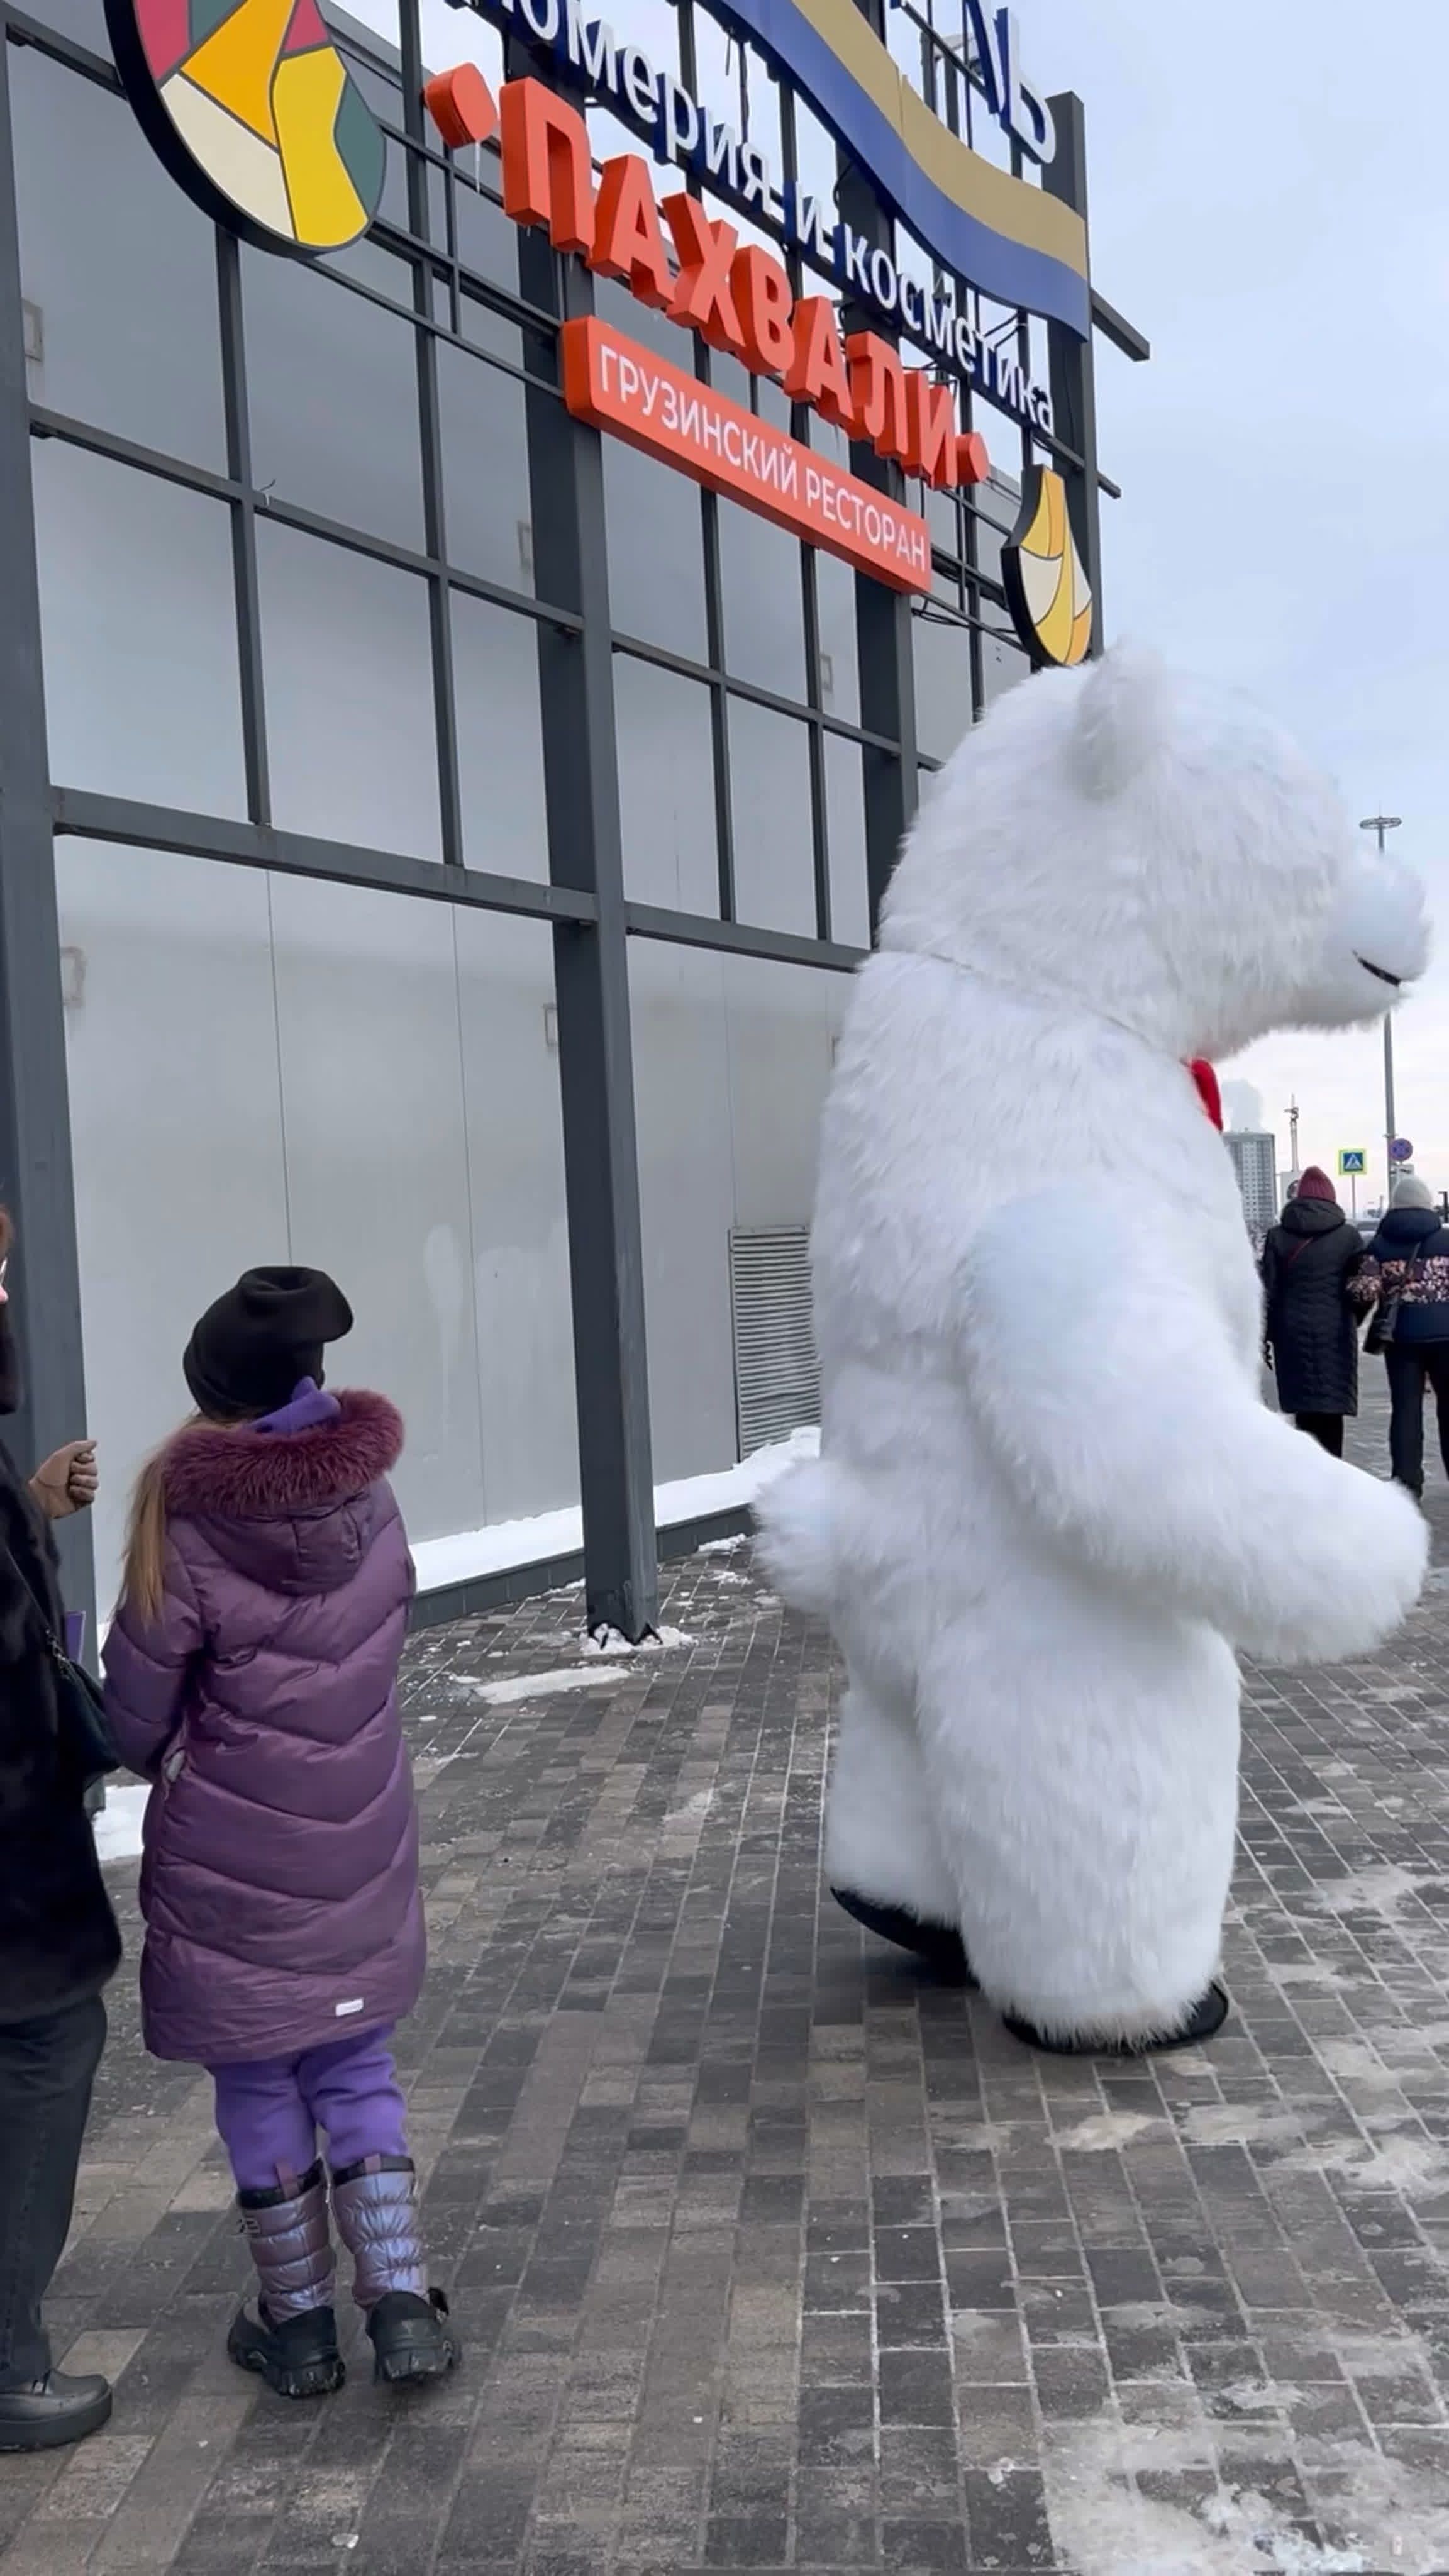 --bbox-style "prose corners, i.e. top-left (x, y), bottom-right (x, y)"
top-left (183, 1267), bottom-right (354, 1420)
